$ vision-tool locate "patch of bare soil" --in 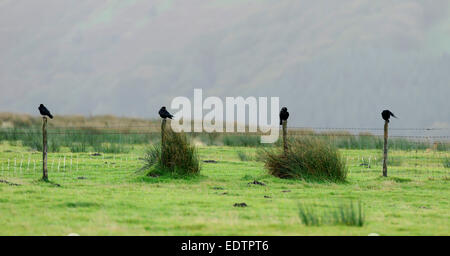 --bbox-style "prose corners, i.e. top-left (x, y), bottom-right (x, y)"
top-left (248, 180), bottom-right (266, 186)
top-left (0, 179), bottom-right (21, 186)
